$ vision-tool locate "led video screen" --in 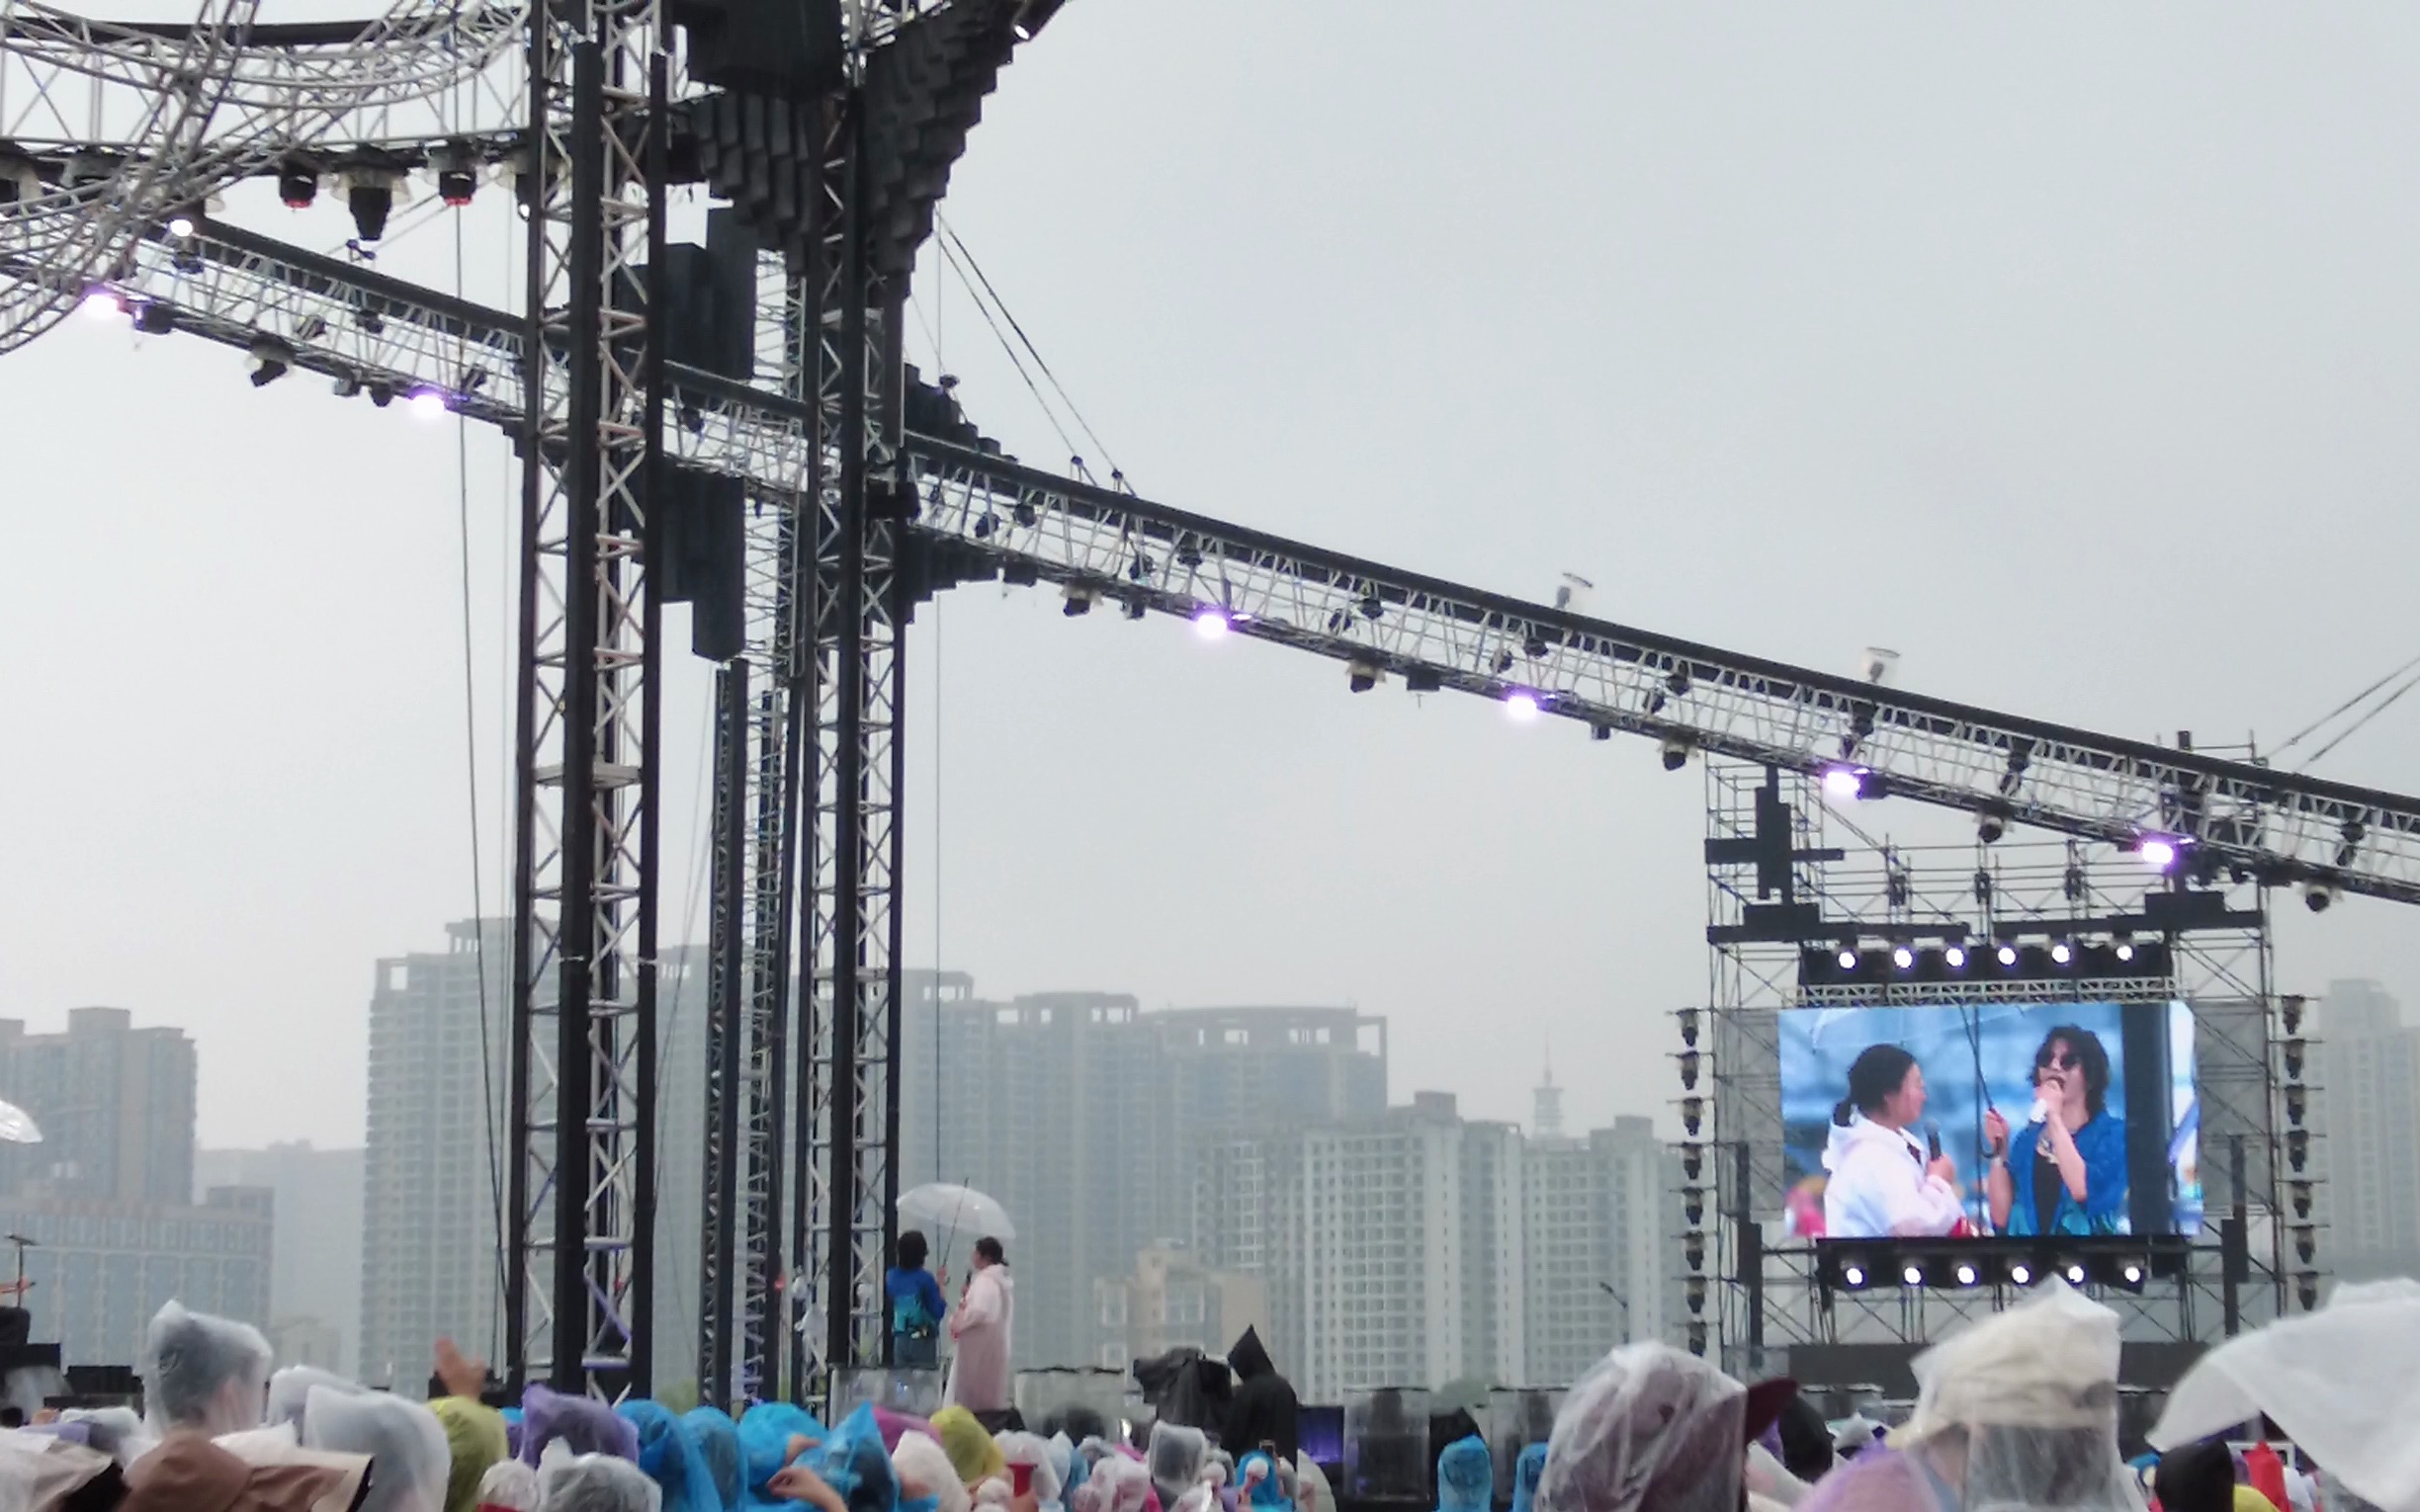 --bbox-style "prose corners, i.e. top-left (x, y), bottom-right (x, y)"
top-left (1777, 1001), bottom-right (2201, 1239)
